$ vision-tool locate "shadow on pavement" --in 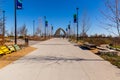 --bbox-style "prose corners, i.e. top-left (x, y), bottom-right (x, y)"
top-left (7, 56), bottom-right (105, 64)
top-left (79, 46), bottom-right (89, 50)
top-left (39, 44), bottom-right (71, 45)
top-left (74, 45), bottom-right (89, 50)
